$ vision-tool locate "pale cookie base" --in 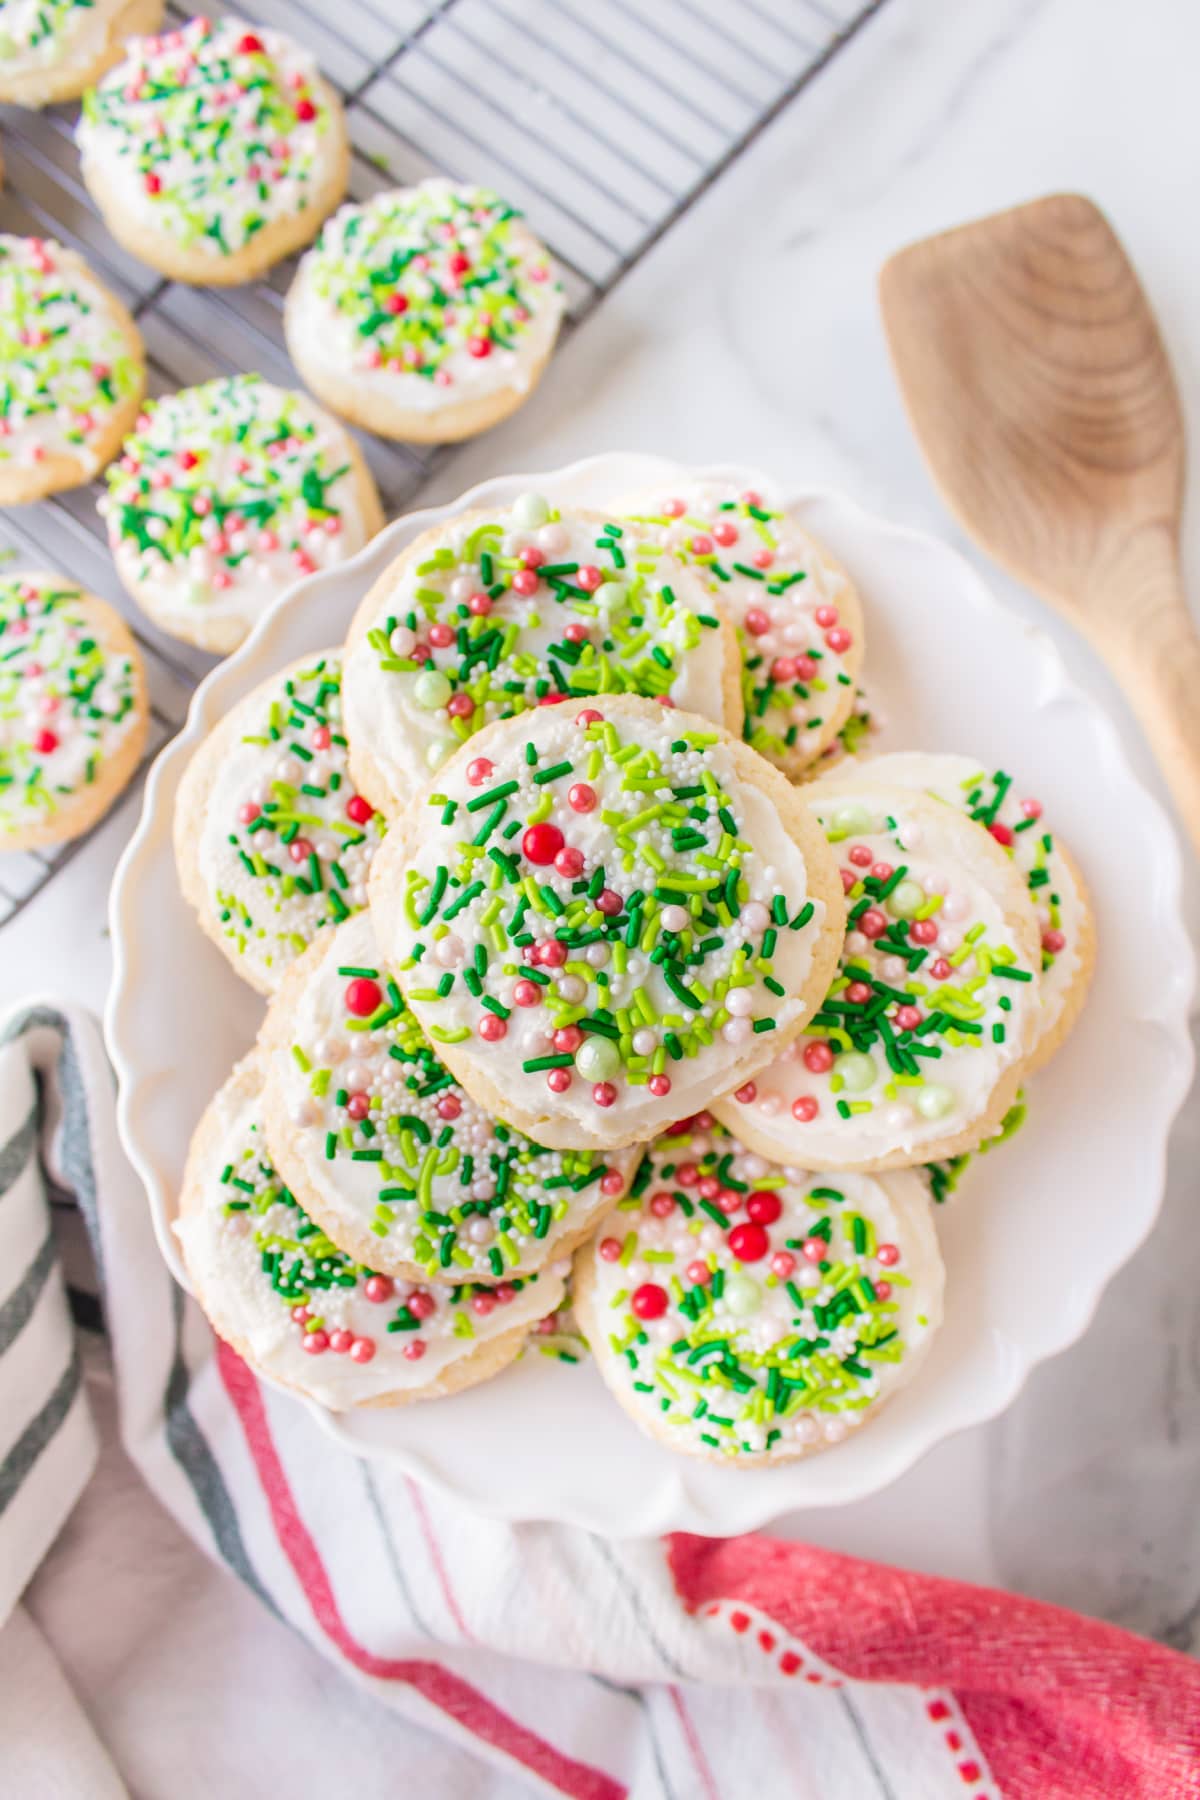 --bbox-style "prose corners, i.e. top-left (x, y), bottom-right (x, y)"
top-left (572, 1174), bottom-right (943, 1467)
top-left (120, 439), bottom-right (382, 655)
top-left (1024, 841), bottom-right (1096, 1075)
top-left (258, 933), bottom-right (633, 1279)
top-left (343, 510), bottom-right (745, 818)
top-left (713, 782), bottom-right (1043, 1172)
top-left (174, 647), bottom-right (337, 996)
top-left (0, 0), bottom-right (163, 105)
top-left (79, 80), bottom-right (349, 286)
top-left (2, 582), bottom-right (148, 852)
top-left (0, 280), bottom-right (145, 504)
top-left (178, 1052), bottom-right (536, 1410)
top-left (369, 692), bottom-right (847, 1153)
top-left (285, 302), bottom-right (558, 444)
